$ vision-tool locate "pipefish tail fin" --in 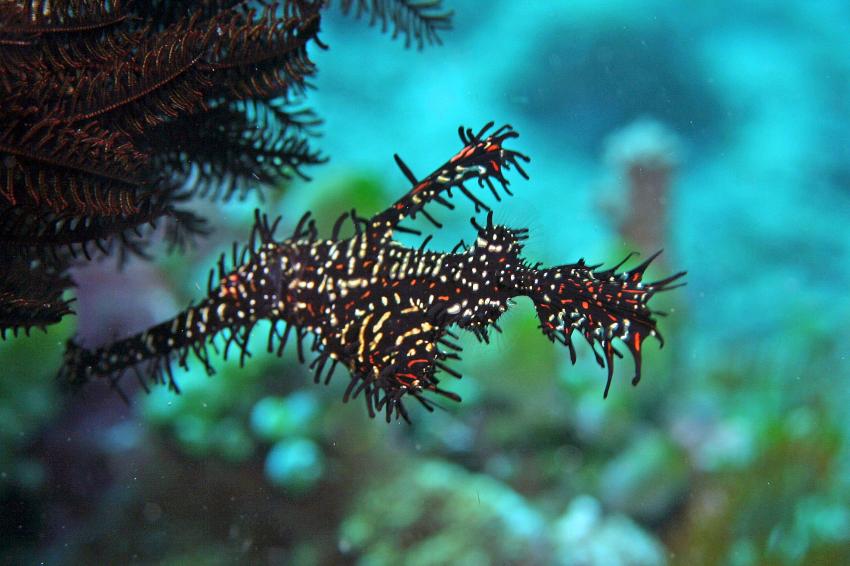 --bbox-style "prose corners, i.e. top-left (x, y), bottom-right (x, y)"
top-left (524, 252), bottom-right (685, 398)
top-left (59, 295), bottom-right (242, 396)
top-left (58, 211), bottom-right (287, 394)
